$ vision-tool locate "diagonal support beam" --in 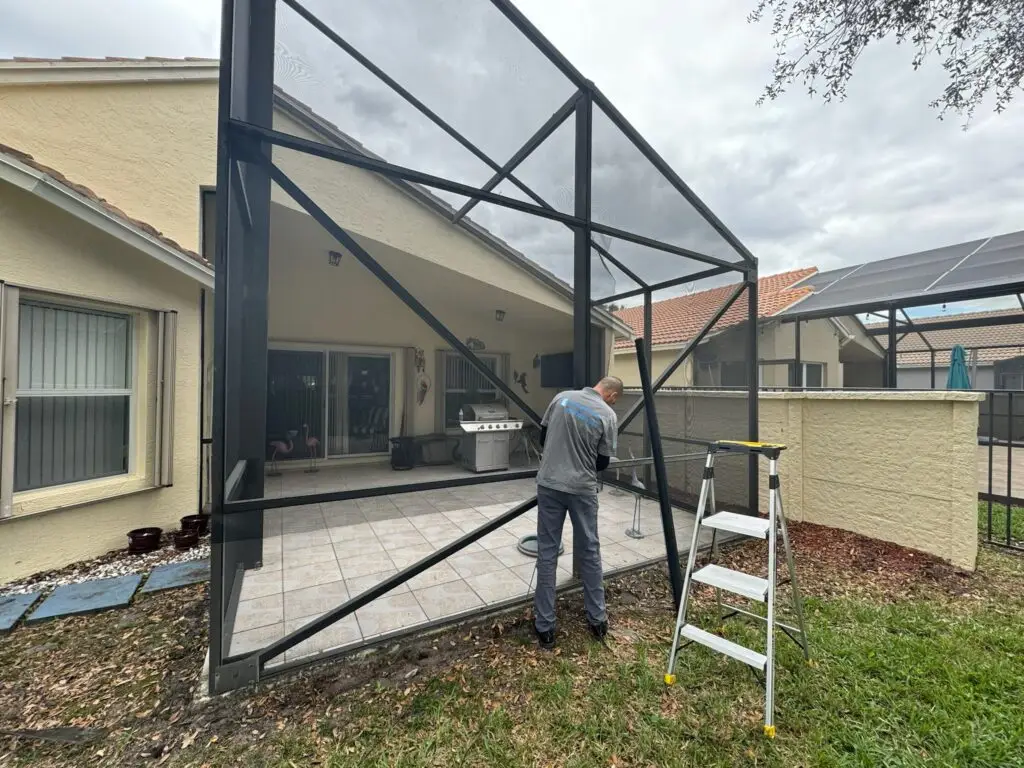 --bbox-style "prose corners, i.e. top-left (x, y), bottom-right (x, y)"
top-left (900, 308), bottom-right (932, 351)
top-left (267, 161), bottom-right (543, 428)
top-left (591, 222), bottom-right (743, 272)
top-left (454, 91), bottom-right (580, 223)
top-left (256, 496), bottom-right (539, 666)
top-left (618, 281), bottom-right (747, 434)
